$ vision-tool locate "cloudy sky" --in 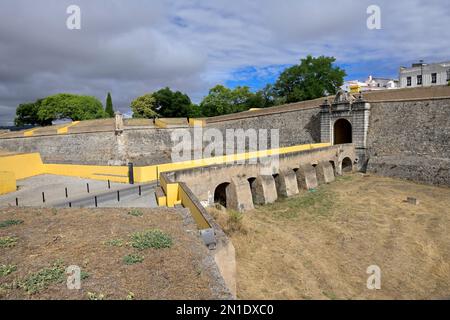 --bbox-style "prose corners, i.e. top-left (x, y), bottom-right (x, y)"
top-left (1, 0), bottom-right (450, 125)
